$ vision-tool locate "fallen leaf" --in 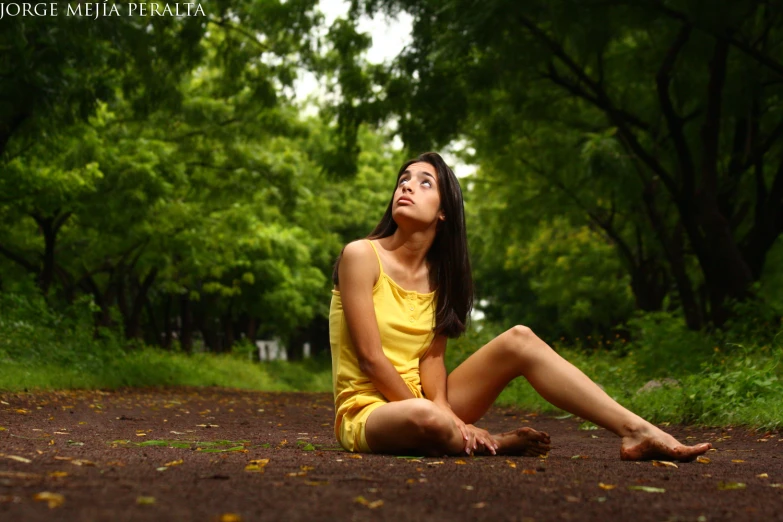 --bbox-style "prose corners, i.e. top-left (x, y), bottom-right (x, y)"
top-left (652, 460), bottom-right (679, 469)
top-left (598, 483), bottom-right (616, 490)
top-left (406, 478), bottom-right (416, 484)
top-left (628, 486), bottom-right (665, 493)
top-left (506, 460), bottom-right (517, 469)
top-left (33, 492), bottom-right (64, 508)
top-left (300, 465), bottom-right (314, 471)
top-left (0, 471), bottom-right (41, 479)
top-left (136, 496), bottom-right (156, 505)
top-left (6, 455), bottom-right (32, 463)
top-left (355, 496), bottom-right (383, 508)
top-left (522, 469), bottom-right (537, 475)
top-left (164, 459), bottom-right (184, 467)
top-left (48, 471), bottom-right (68, 478)
top-left (348, 454), bottom-right (362, 459)
top-left (696, 456), bottom-right (711, 464)
top-left (54, 456), bottom-right (72, 461)
top-left (566, 495), bottom-right (581, 503)
top-left (427, 461), bottom-right (444, 466)
top-left (304, 480), bottom-right (329, 486)
top-left (571, 455), bottom-right (589, 460)
top-left (156, 467), bottom-right (168, 472)
top-left (71, 459), bottom-right (95, 467)
top-left (757, 473), bottom-right (769, 478)
top-left (454, 460), bottom-right (467, 465)
top-left (731, 459), bottom-right (745, 463)
top-left (472, 502), bottom-right (487, 509)
top-left (770, 484), bottom-right (782, 488)
top-left (461, 485), bottom-right (474, 490)
top-left (219, 514), bottom-right (243, 522)
top-left (717, 481), bottom-right (746, 490)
